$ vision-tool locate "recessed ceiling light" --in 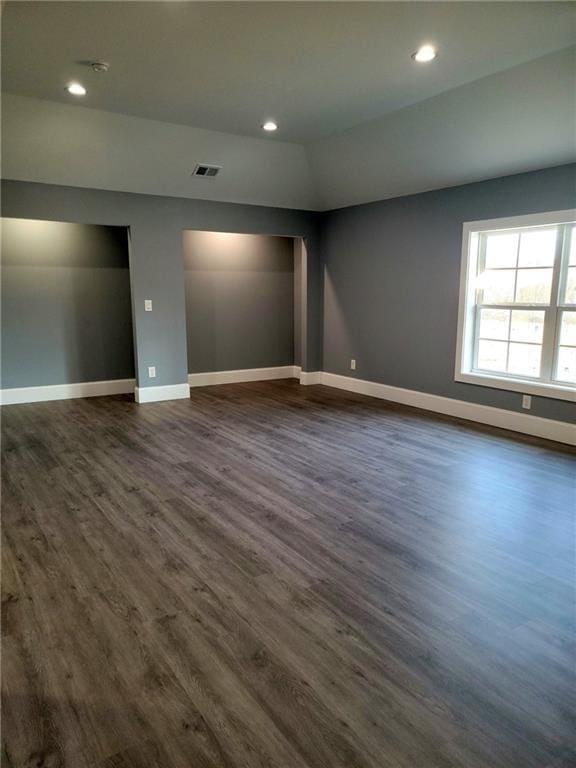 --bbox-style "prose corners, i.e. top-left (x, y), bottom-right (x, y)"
top-left (262, 120), bottom-right (278, 132)
top-left (412, 45), bottom-right (437, 64)
top-left (66, 82), bottom-right (87, 96)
